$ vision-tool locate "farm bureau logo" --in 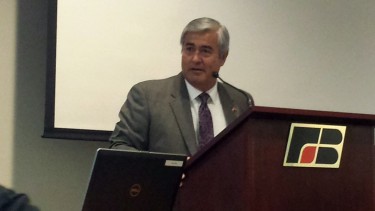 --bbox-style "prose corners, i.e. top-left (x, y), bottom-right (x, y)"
top-left (283, 123), bottom-right (346, 168)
